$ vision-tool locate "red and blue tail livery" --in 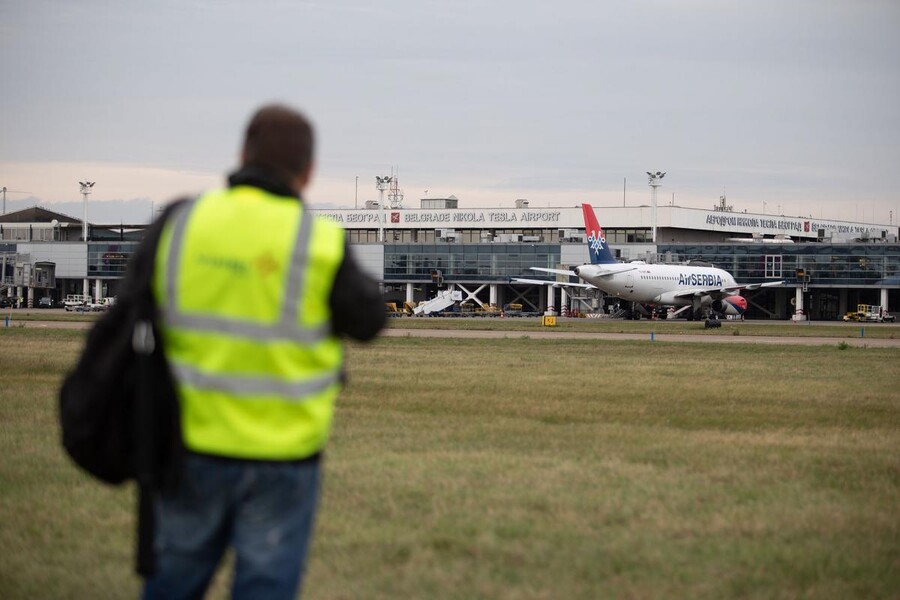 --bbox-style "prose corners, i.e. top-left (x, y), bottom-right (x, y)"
top-left (582, 204), bottom-right (617, 265)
